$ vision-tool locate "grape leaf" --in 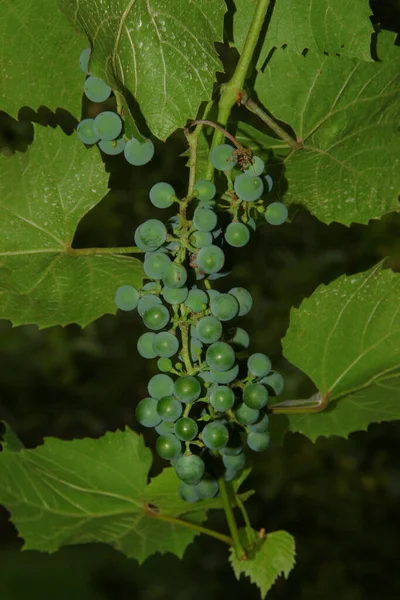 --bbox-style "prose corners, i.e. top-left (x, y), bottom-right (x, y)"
top-left (0, 427), bottom-right (233, 563)
top-left (0, 421), bottom-right (24, 452)
top-left (253, 32), bottom-right (400, 225)
top-left (232, 0), bottom-right (373, 65)
top-left (0, 127), bottom-right (143, 328)
top-left (58, 0), bottom-right (225, 140)
top-left (282, 264), bottom-right (400, 440)
top-left (0, 0), bottom-right (85, 119)
top-left (230, 529), bottom-right (296, 599)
